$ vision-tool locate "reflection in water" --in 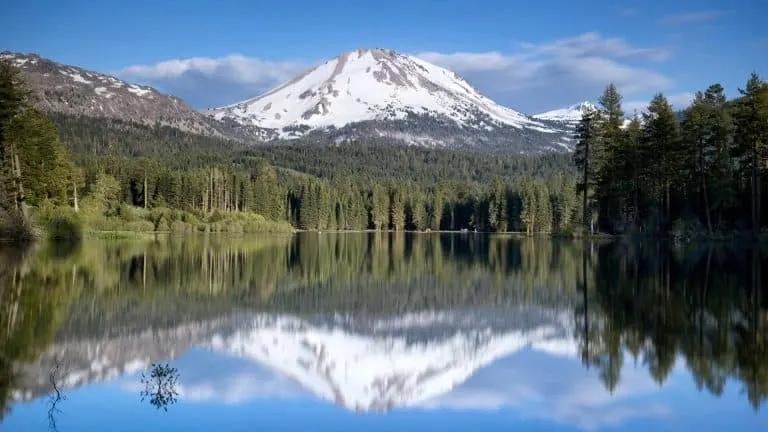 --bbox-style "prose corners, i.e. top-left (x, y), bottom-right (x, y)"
top-left (46, 361), bottom-right (66, 432)
top-left (0, 233), bottom-right (766, 430)
top-left (140, 363), bottom-right (180, 412)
